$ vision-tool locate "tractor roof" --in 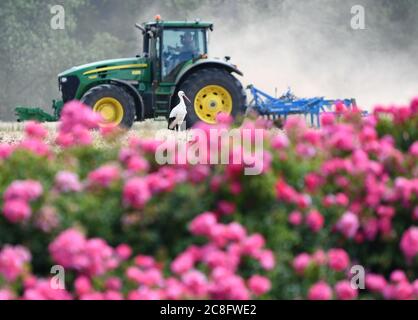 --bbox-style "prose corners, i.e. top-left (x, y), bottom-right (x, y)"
top-left (145, 20), bottom-right (213, 29)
